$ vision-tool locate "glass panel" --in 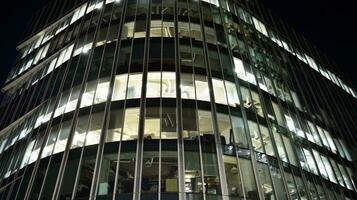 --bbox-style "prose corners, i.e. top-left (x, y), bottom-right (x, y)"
top-left (42, 125), bottom-right (60, 158)
top-left (106, 109), bottom-right (124, 143)
top-left (225, 81), bottom-right (240, 108)
top-left (144, 107), bottom-right (160, 139)
top-left (272, 128), bottom-right (287, 162)
top-left (312, 150), bottom-right (328, 180)
top-left (195, 76), bottom-right (210, 102)
top-left (85, 112), bottom-right (104, 146)
top-left (72, 115), bottom-right (89, 149)
top-left (122, 108), bottom-right (140, 140)
top-left (181, 73), bottom-right (196, 100)
top-left (259, 124), bottom-right (274, 156)
top-left (162, 72), bottom-right (176, 98)
top-left (80, 81), bottom-right (96, 108)
top-left (282, 135), bottom-right (298, 166)
top-left (53, 121), bottom-right (72, 154)
top-left (248, 120), bottom-right (264, 153)
top-left (198, 110), bottom-right (221, 195)
top-left (256, 162), bottom-right (275, 199)
top-left (303, 149), bottom-right (318, 175)
top-left (212, 79), bottom-right (227, 105)
top-left (146, 72), bottom-right (161, 98)
top-left (231, 114), bottom-right (248, 149)
top-left (94, 79), bottom-right (110, 104)
top-left (113, 74), bottom-right (128, 101)
top-left (127, 74), bottom-right (142, 99)
top-left (240, 158), bottom-right (259, 199)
